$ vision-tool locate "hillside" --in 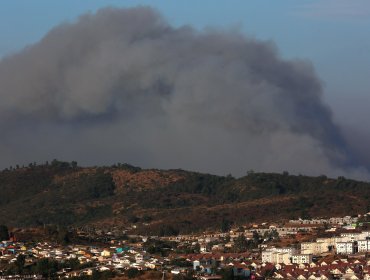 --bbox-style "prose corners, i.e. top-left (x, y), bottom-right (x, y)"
top-left (0, 160), bottom-right (369, 234)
